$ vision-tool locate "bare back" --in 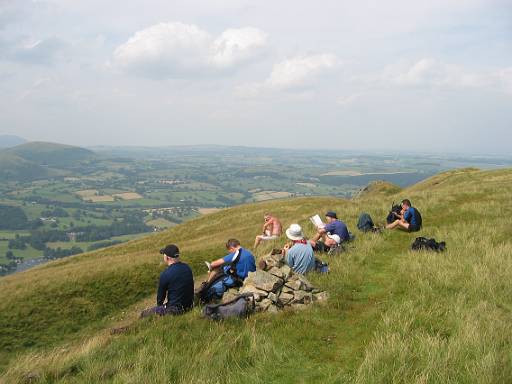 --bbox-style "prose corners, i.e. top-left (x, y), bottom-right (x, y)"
top-left (269, 217), bottom-right (282, 236)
